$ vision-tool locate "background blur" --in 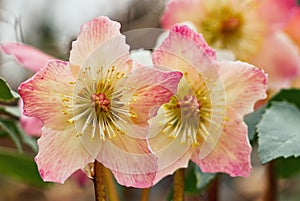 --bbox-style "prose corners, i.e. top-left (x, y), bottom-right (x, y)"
top-left (0, 0), bottom-right (300, 201)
